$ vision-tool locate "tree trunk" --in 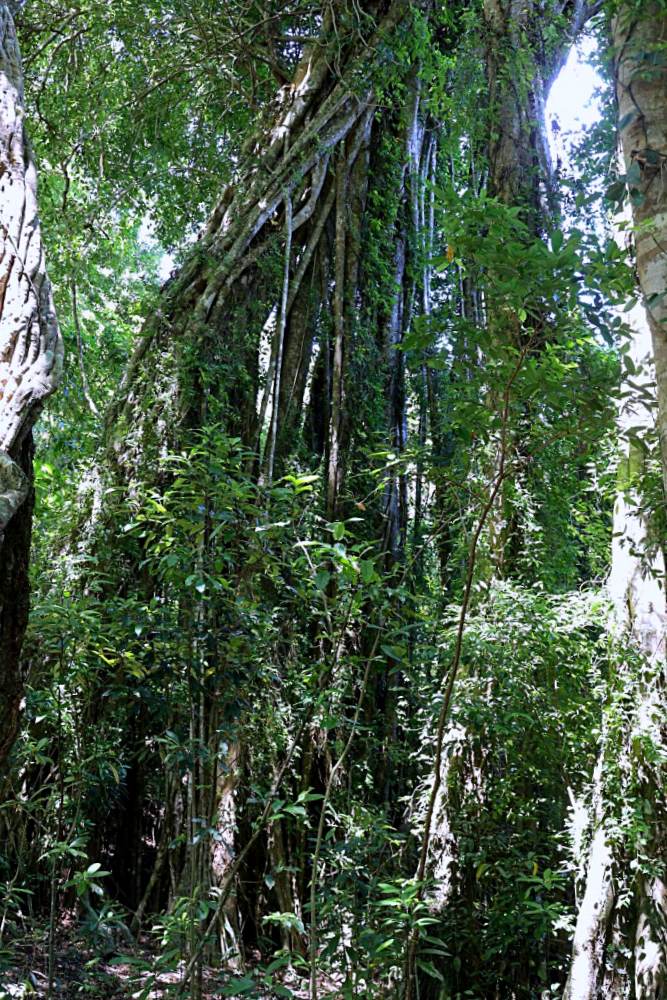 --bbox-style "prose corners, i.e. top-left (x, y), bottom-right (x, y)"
top-left (75, 0), bottom-right (415, 950)
top-left (614, 2), bottom-right (667, 494)
top-left (482, 0), bottom-right (594, 575)
top-left (565, 288), bottom-right (667, 995)
top-left (564, 759), bottom-right (616, 1000)
top-left (565, 9), bottom-right (667, 992)
top-left (0, 1), bottom-right (62, 765)
top-left (483, 0), bottom-right (557, 224)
